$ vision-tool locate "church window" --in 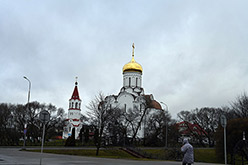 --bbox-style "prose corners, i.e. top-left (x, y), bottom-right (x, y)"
top-left (136, 78), bottom-right (138, 87)
top-left (72, 102), bottom-right (74, 108)
top-left (129, 77), bottom-right (131, 87)
top-left (79, 103), bottom-right (81, 109)
top-left (75, 102), bottom-right (78, 109)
